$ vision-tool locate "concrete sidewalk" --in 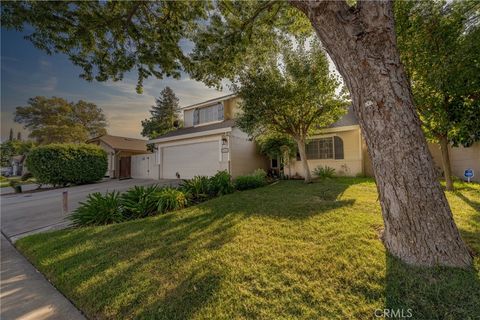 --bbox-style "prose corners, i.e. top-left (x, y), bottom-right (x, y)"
top-left (0, 234), bottom-right (85, 320)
